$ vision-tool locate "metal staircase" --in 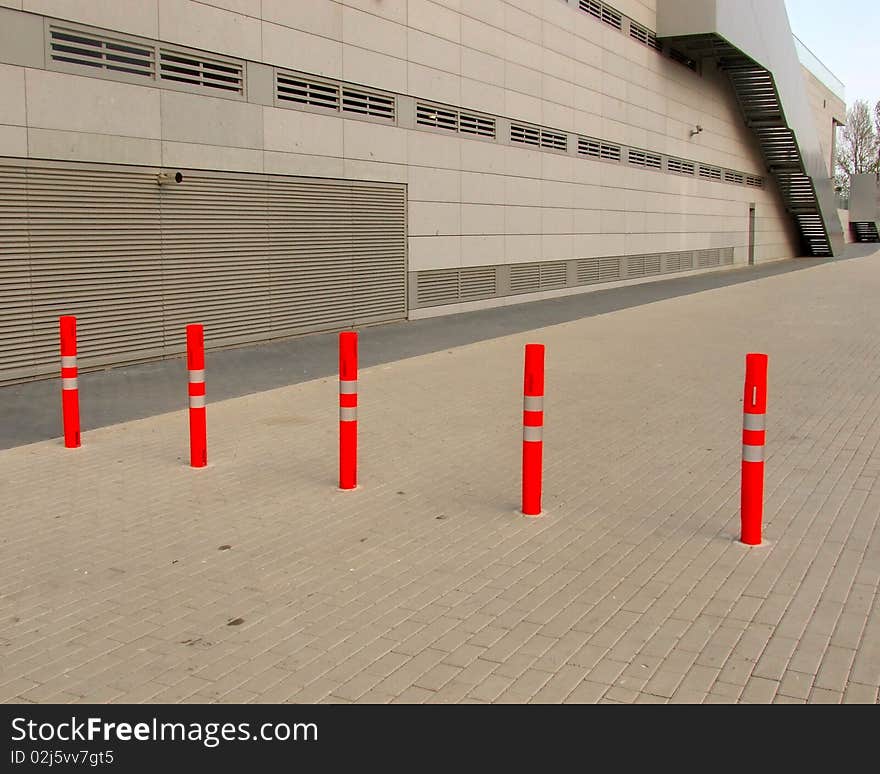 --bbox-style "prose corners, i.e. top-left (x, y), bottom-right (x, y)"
top-left (851, 221), bottom-right (880, 242)
top-left (657, 1), bottom-right (845, 258)
top-left (849, 174), bottom-right (880, 242)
